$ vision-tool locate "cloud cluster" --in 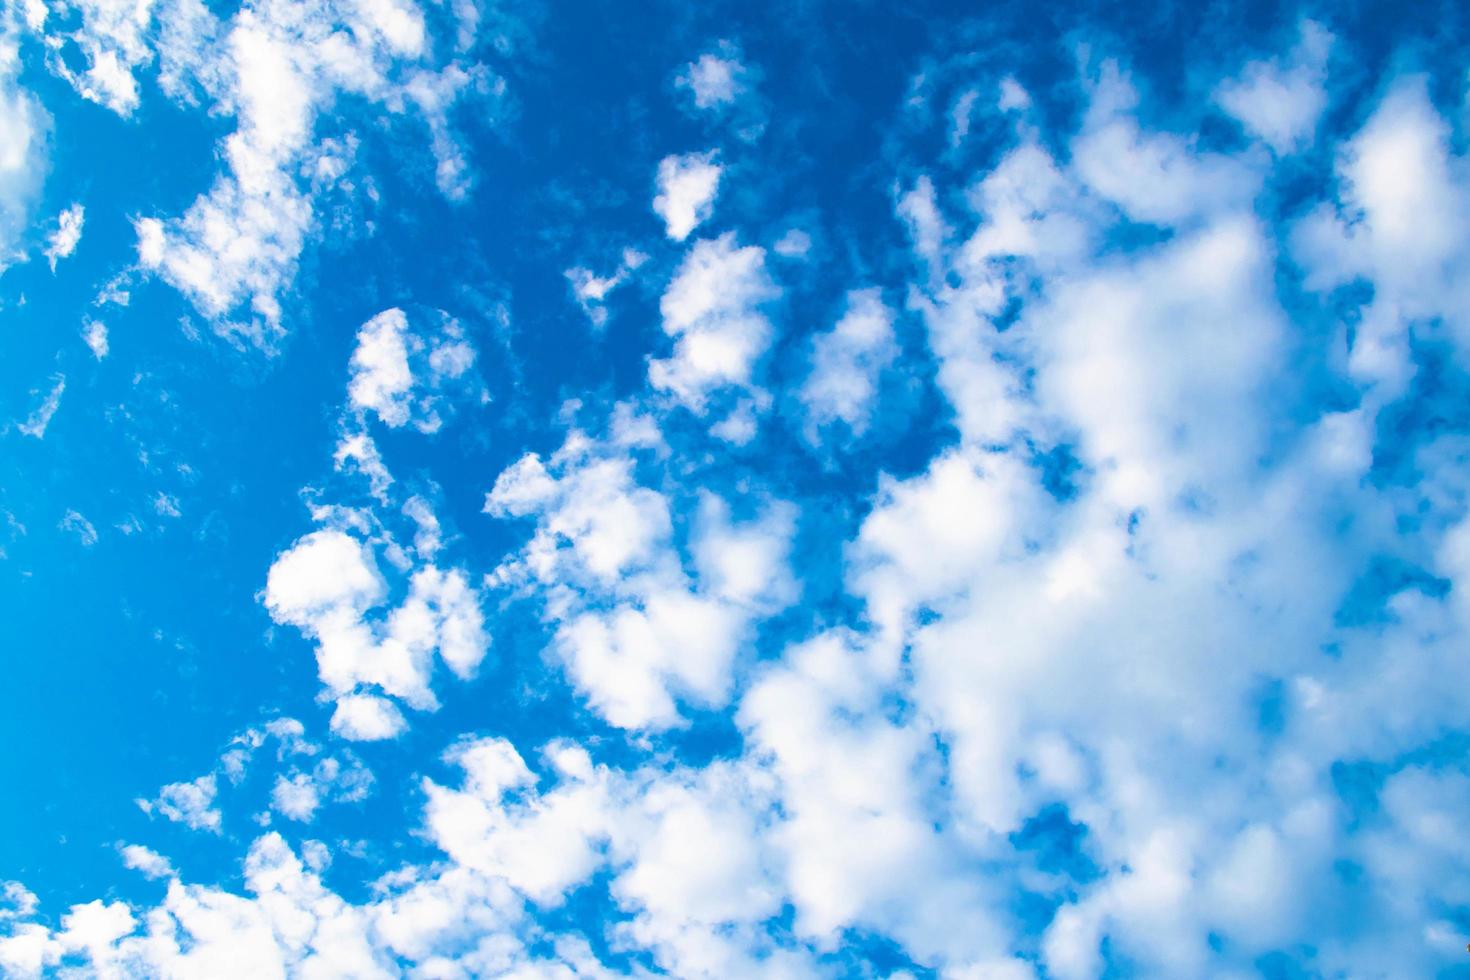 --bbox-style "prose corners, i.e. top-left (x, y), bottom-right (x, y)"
top-left (47, 0), bottom-right (504, 346)
top-left (10, 14), bottom-right (1470, 980)
top-left (347, 308), bottom-right (478, 433)
top-left (486, 428), bottom-right (795, 730)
